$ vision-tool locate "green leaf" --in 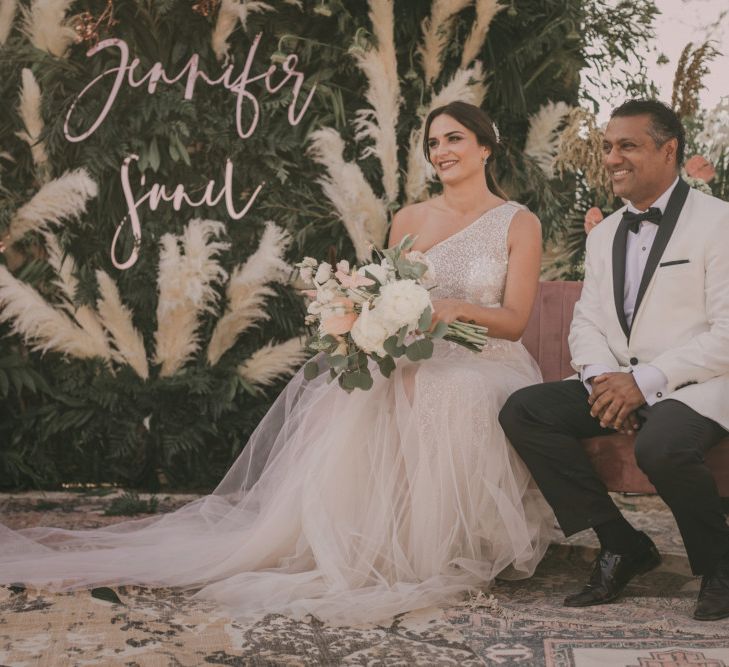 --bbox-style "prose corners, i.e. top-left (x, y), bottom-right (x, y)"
top-left (149, 137), bottom-right (160, 172)
top-left (398, 235), bottom-right (416, 251)
top-left (375, 354), bottom-right (396, 378)
top-left (339, 371), bottom-right (356, 391)
top-left (383, 335), bottom-right (405, 358)
top-left (349, 370), bottom-right (374, 390)
top-left (395, 258), bottom-right (426, 280)
top-left (405, 338), bottom-right (434, 362)
top-left (430, 321), bottom-right (448, 338)
top-left (327, 354), bottom-right (347, 370)
top-left (418, 307), bottom-right (432, 332)
top-left (304, 360), bottom-right (321, 380)
top-left (396, 325), bottom-right (409, 347)
top-left (91, 587), bottom-right (123, 604)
